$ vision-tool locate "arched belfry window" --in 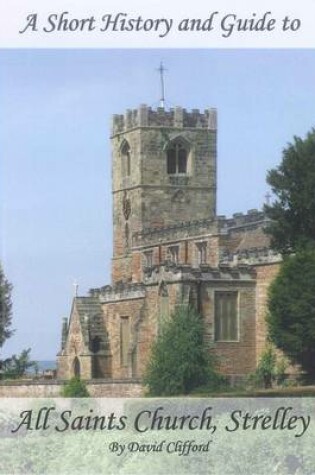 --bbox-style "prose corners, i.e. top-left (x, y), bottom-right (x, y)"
top-left (167, 140), bottom-right (188, 175)
top-left (121, 140), bottom-right (131, 177)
